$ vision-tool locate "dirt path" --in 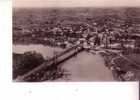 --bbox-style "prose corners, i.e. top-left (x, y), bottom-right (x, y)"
top-left (56, 51), bottom-right (115, 81)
